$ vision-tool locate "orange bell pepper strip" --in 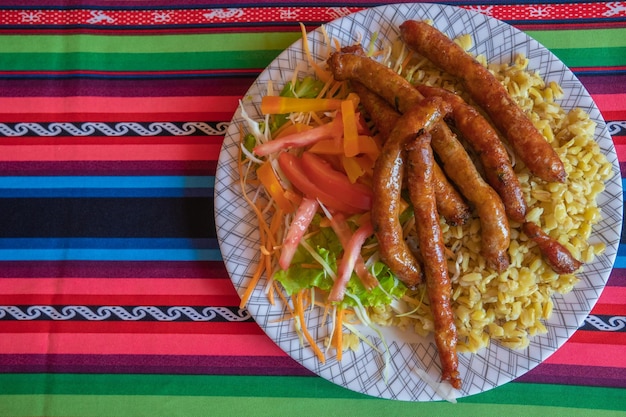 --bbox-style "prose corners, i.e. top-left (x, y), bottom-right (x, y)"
top-left (256, 160), bottom-right (296, 214)
top-left (261, 96), bottom-right (343, 115)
